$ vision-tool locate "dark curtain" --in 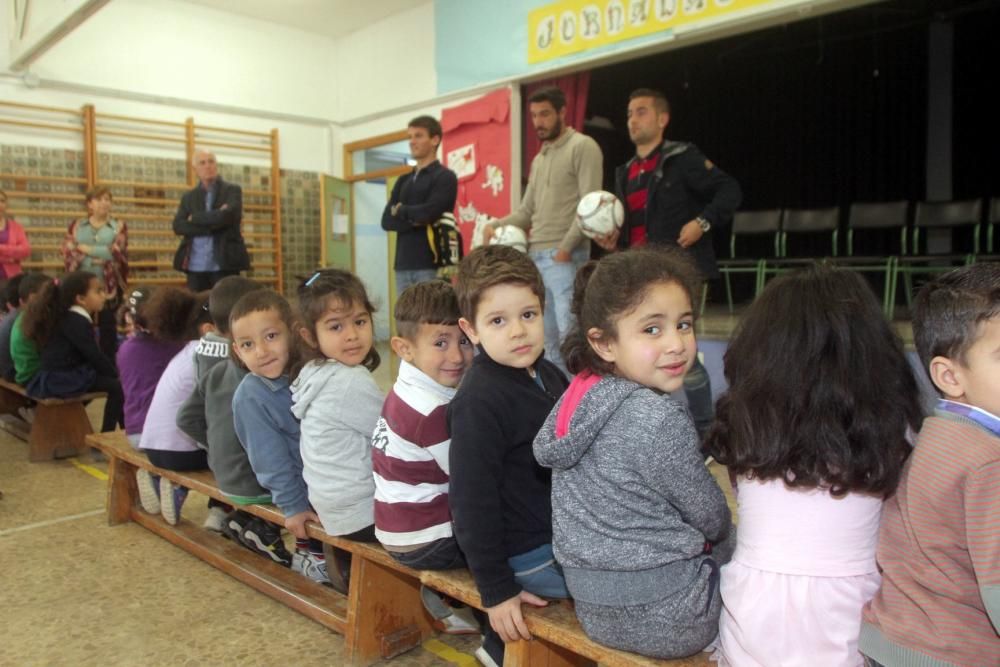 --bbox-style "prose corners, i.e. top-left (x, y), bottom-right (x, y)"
top-left (952, 3), bottom-right (1000, 202)
top-left (586, 3), bottom-right (930, 215)
top-left (521, 73), bottom-right (591, 182)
